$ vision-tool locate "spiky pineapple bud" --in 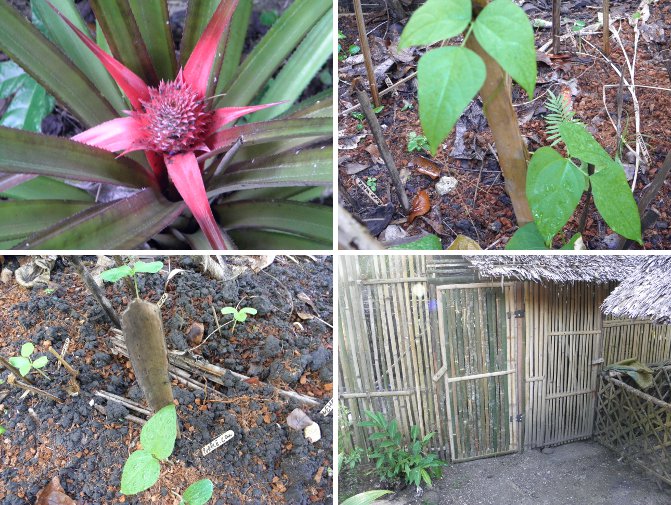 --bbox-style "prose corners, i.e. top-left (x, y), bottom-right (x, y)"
top-left (137, 76), bottom-right (211, 155)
